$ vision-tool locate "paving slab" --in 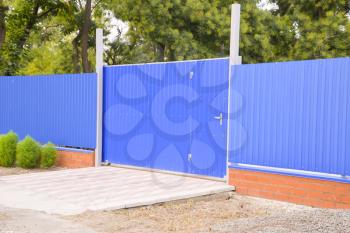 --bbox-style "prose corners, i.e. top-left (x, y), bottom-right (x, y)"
top-left (0, 166), bottom-right (233, 215)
